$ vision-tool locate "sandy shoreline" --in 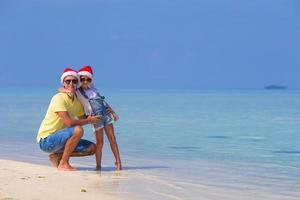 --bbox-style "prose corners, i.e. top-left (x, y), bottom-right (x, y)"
top-left (0, 159), bottom-right (124, 200)
top-left (1, 158), bottom-right (299, 200)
